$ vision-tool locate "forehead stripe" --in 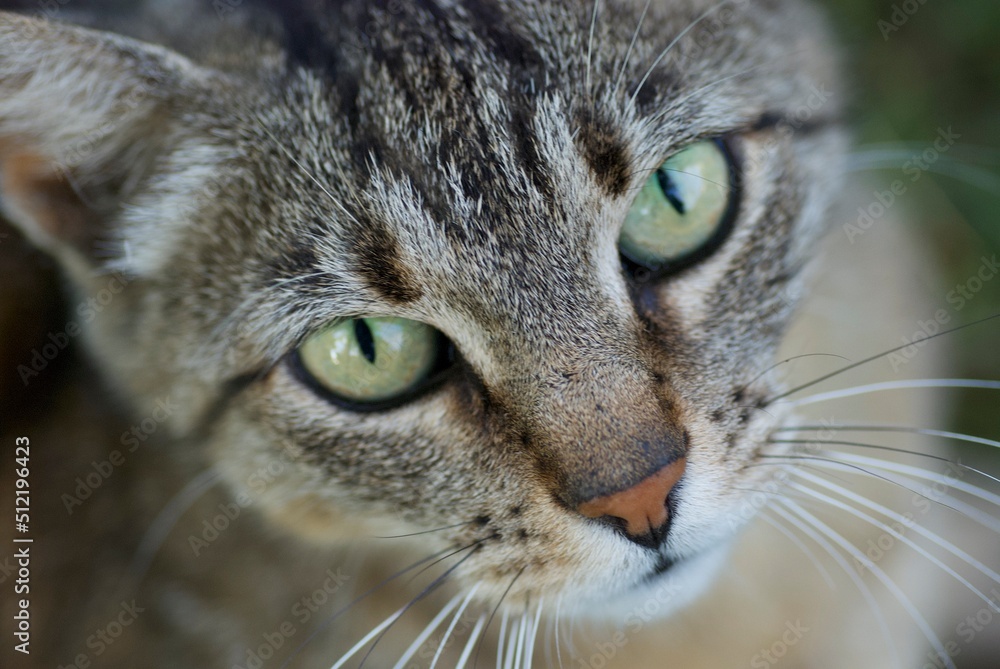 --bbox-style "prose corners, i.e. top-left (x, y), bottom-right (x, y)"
top-left (350, 219), bottom-right (423, 304)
